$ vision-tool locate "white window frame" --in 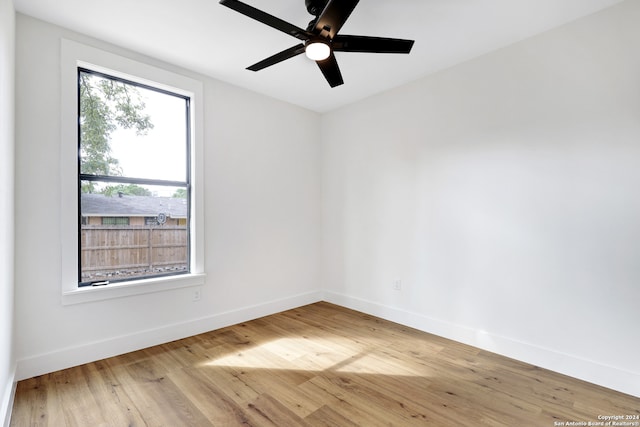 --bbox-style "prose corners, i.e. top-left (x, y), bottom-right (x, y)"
top-left (60, 39), bottom-right (205, 305)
